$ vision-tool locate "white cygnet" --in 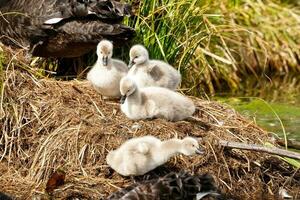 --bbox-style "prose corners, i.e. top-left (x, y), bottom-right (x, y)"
top-left (87, 40), bottom-right (128, 98)
top-left (106, 136), bottom-right (204, 176)
top-left (126, 44), bottom-right (181, 90)
top-left (119, 77), bottom-right (195, 121)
